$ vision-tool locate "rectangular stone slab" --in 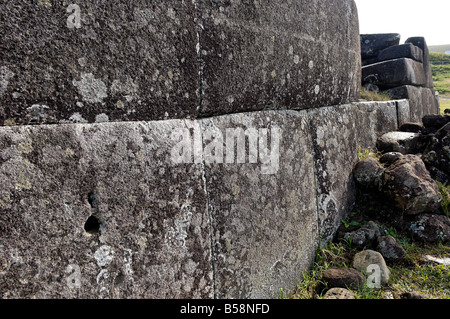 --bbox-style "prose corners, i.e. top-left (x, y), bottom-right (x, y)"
top-left (361, 33), bottom-right (401, 60)
top-left (395, 99), bottom-right (412, 128)
top-left (405, 37), bottom-right (434, 89)
top-left (377, 43), bottom-right (423, 64)
top-left (386, 85), bottom-right (439, 123)
top-left (0, 1), bottom-right (200, 126)
top-left (307, 102), bottom-right (398, 243)
top-left (0, 120), bottom-right (213, 298)
top-left (199, 110), bottom-right (318, 298)
top-left (362, 58), bottom-right (426, 89)
top-left (0, 0), bottom-right (363, 126)
top-left (198, 0), bottom-right (361, 116)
